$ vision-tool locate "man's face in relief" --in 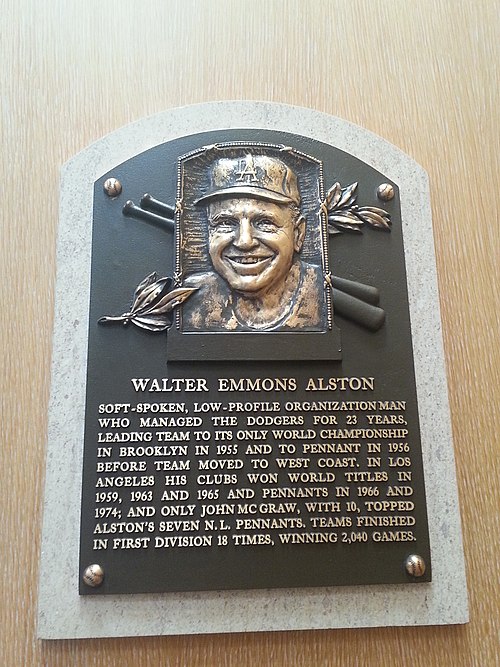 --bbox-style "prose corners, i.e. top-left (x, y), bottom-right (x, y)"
top-left (207, 197), bottom-right (305, 296)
